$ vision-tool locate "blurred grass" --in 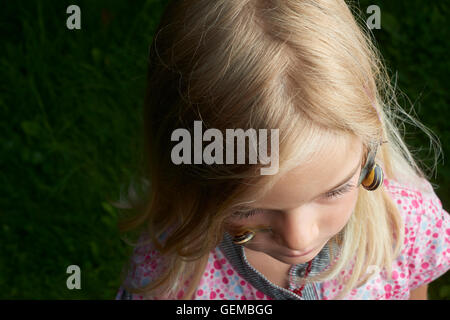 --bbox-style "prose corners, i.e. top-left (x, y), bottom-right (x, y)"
top-left (0, 0), bottom-right (168, 299)
top-left (0, 0), bottom-right (448, 299)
